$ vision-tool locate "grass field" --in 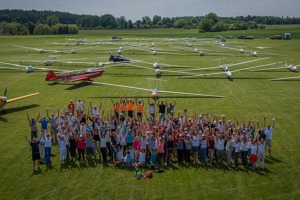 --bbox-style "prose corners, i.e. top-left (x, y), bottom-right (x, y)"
top-left (0, 27), bottom-right (300, 199)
